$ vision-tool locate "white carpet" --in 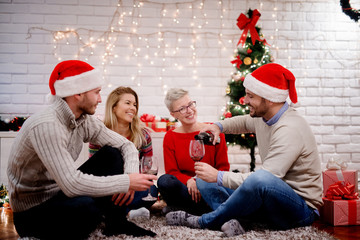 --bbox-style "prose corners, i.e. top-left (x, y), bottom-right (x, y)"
top-left (88, 216), bottom-right (337, 240)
